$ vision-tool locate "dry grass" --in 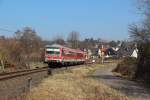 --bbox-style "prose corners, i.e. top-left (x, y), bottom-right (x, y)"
top-left (25, 64), bottom-right (130, 100)
top-left (29, 62), bottom-right (47, 69)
